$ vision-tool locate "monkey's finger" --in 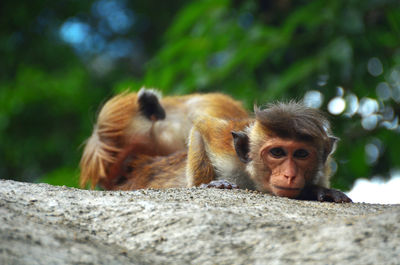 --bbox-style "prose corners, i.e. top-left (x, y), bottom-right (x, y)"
top-left (334, 193), bottom-right (353, 203)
